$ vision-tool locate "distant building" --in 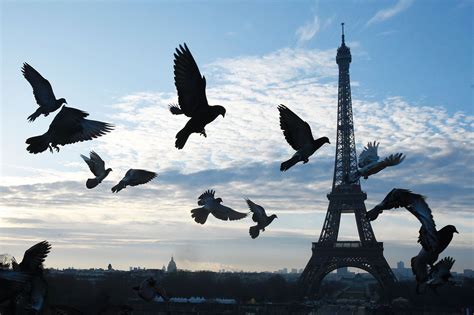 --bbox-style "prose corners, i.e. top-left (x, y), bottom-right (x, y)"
top-left (463, 269), bottom-right (474, 278)
top-left (291, 268), bottom-right (298, 274)
top-left (107, 263), bottom-right (113, 271)
top-left (162, 265), bottom-right (166, 272)
top-left (397, 261), bottom-right (404, 269)
top-left (167, 256), bottom-right (177, 272)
